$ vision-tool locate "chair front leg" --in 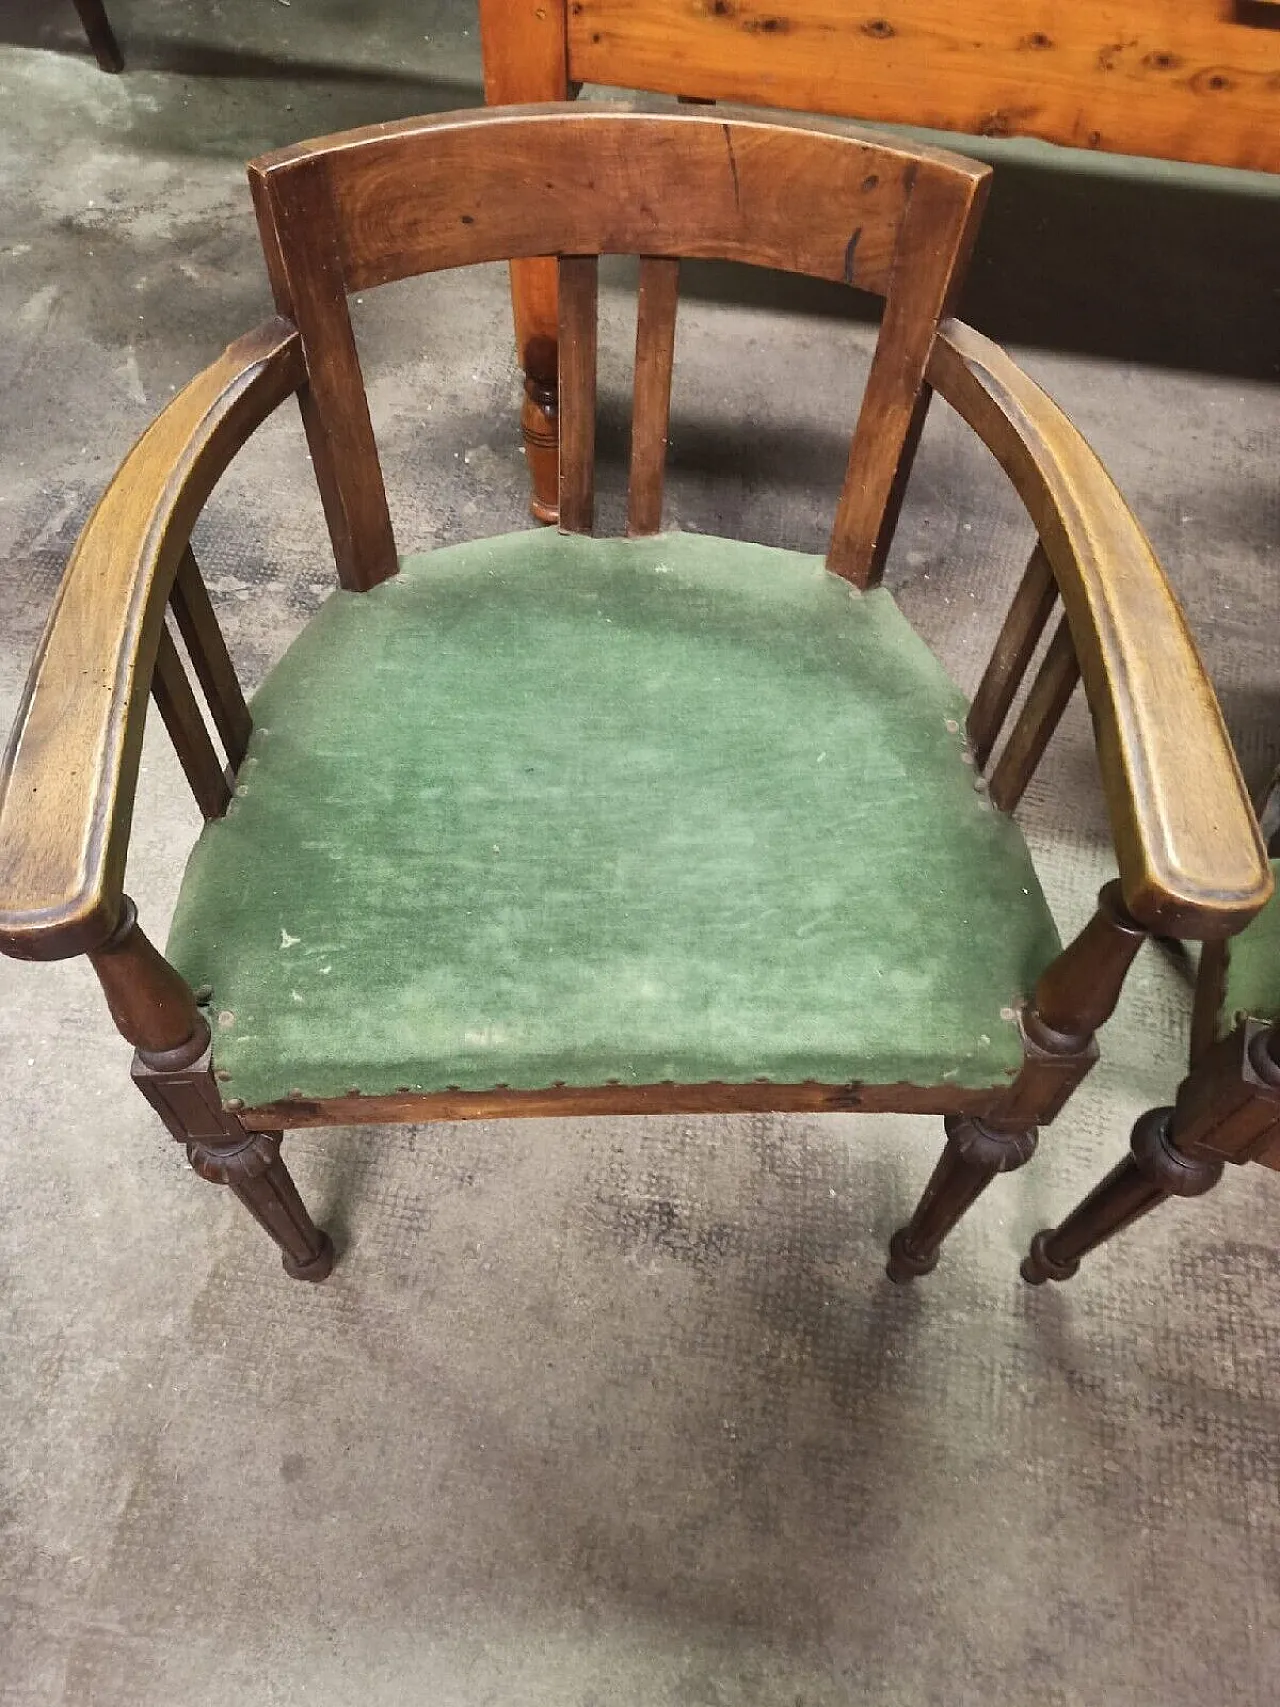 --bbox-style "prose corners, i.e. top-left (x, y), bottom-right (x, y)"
top-left (1021, 1106), bottom-right (1222, 1284)
top-left (1023, 1018), bottom-right (1280, 1284)
top-left (888, 880), bottom-right (1150, 1281)
top-left (90, 897), bottom-right (334, 1281)
top-left (888, 1115), bottom-right (1038, 1280)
